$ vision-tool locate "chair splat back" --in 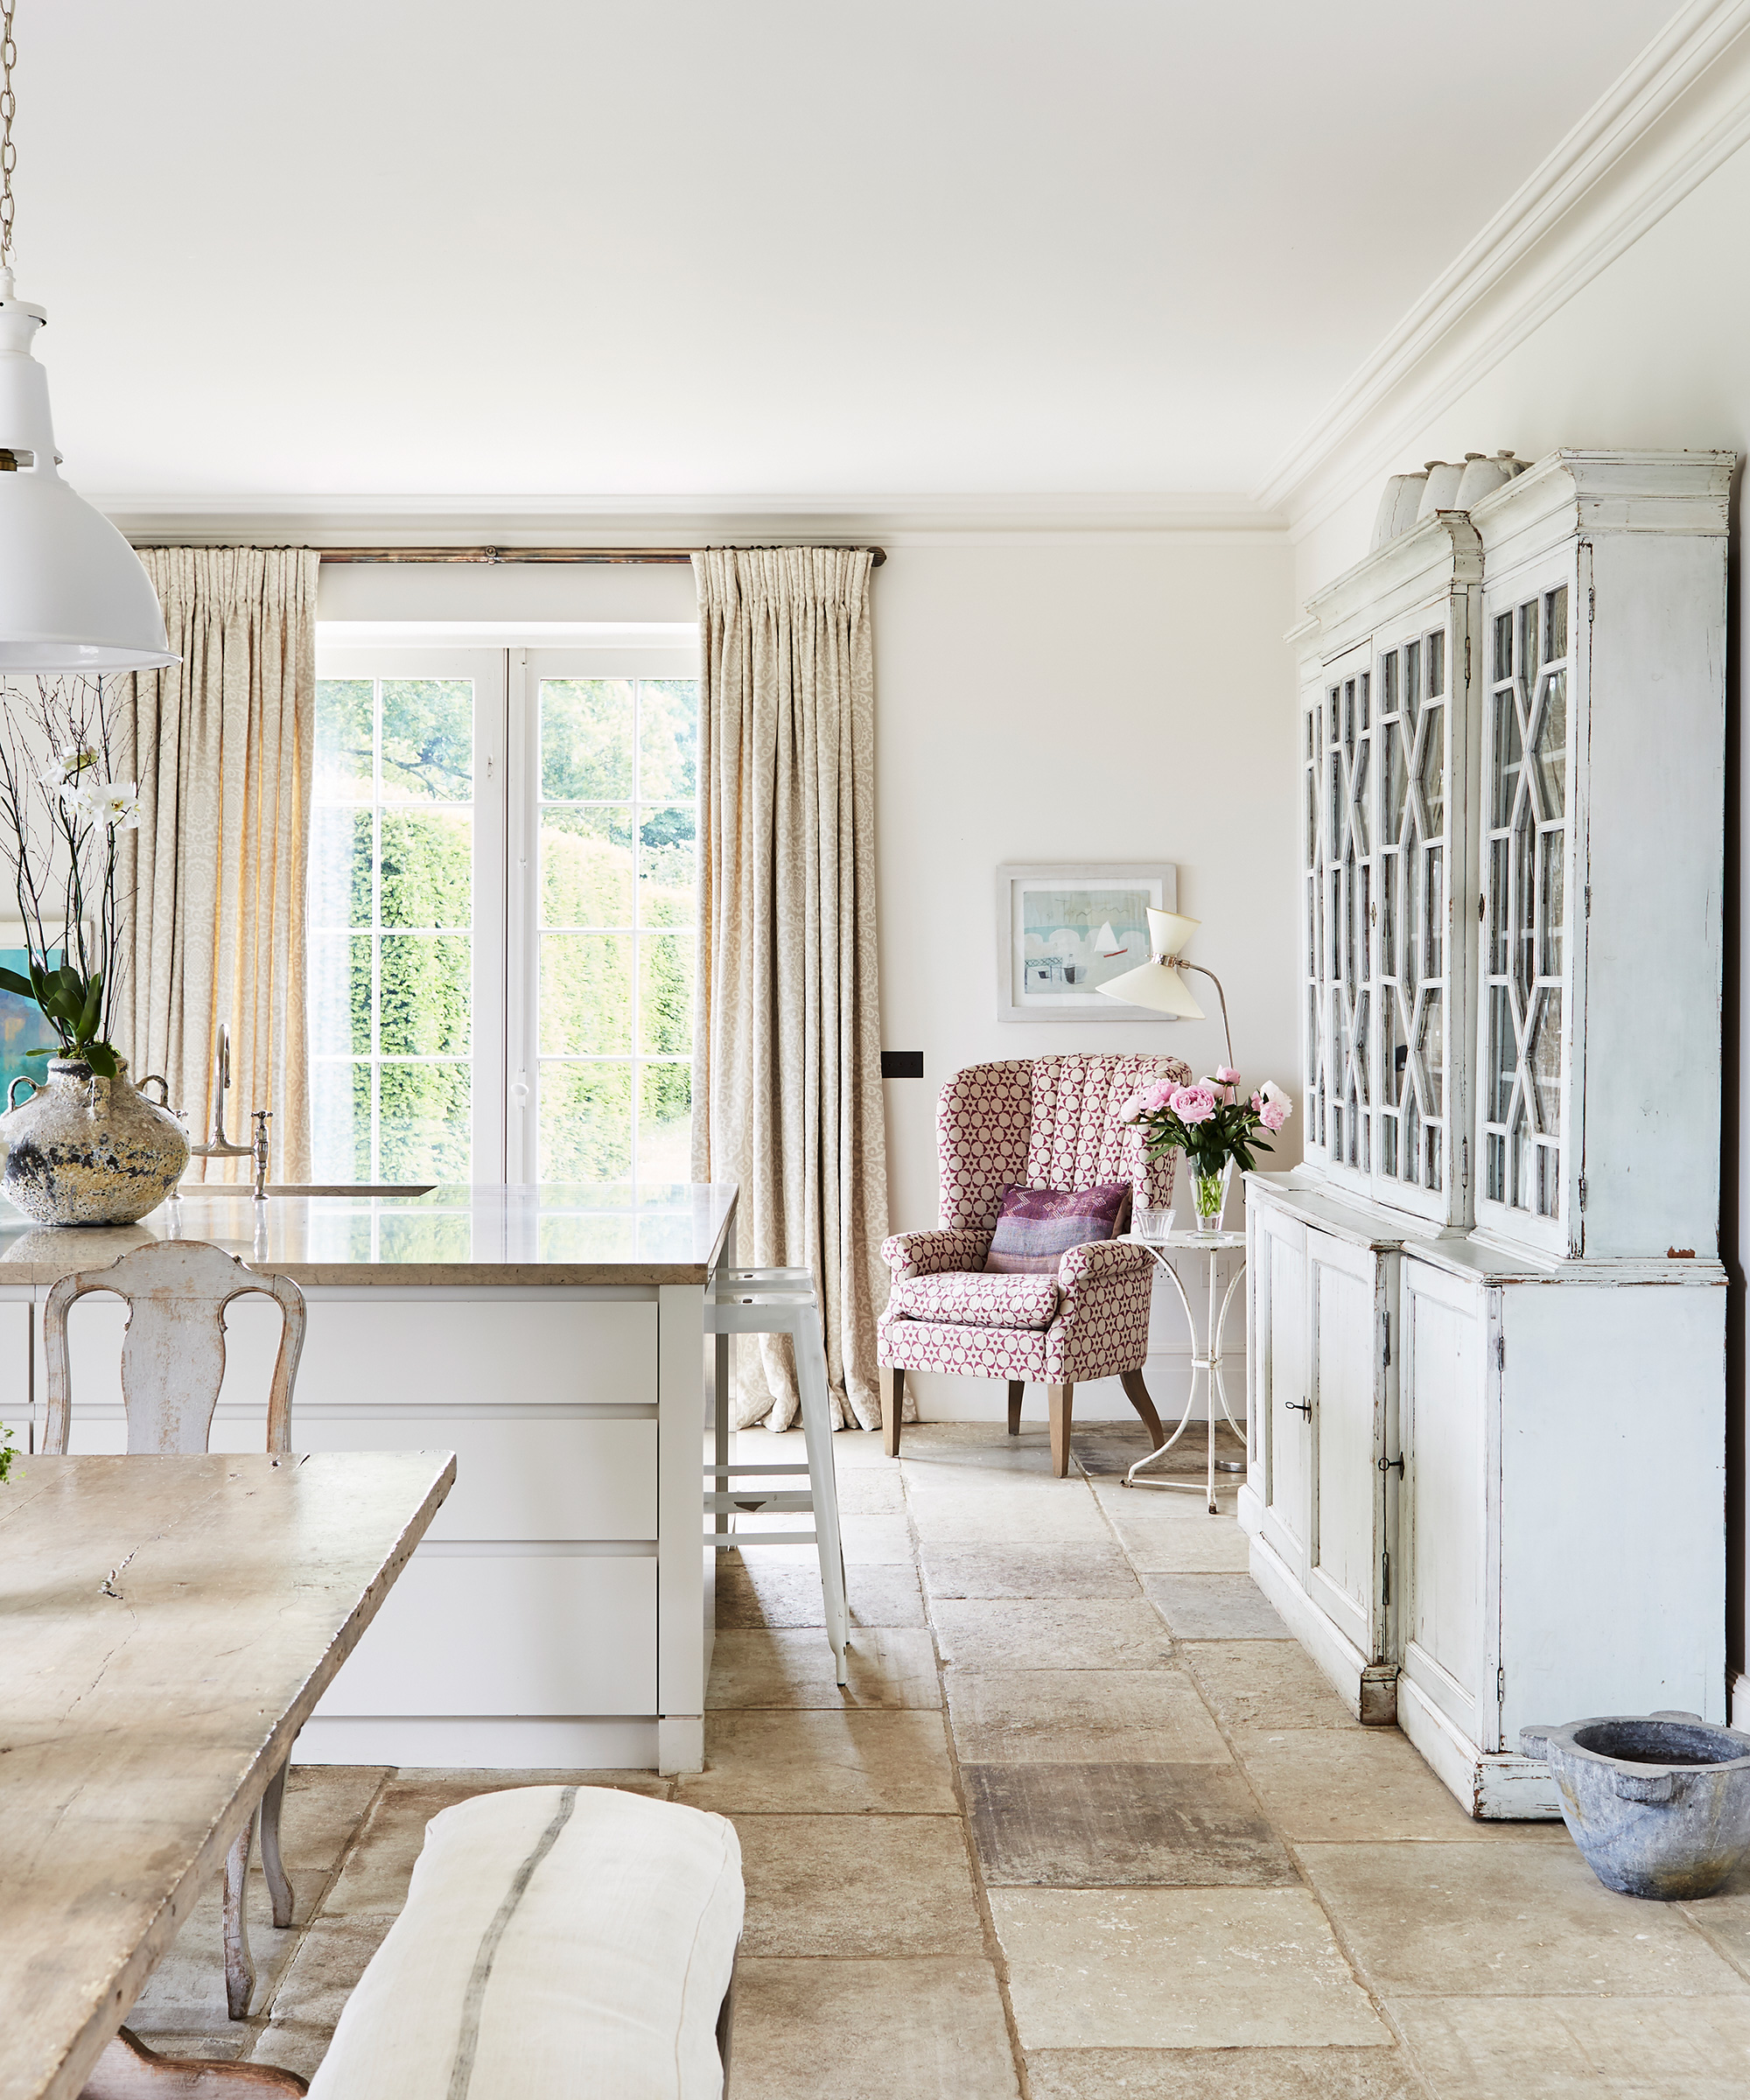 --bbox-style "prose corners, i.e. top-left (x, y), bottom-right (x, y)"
top-left (42, 1240), bottom-right (307, 1457)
